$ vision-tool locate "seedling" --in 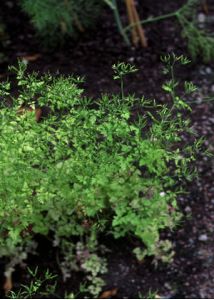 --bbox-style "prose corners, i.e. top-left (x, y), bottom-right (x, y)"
top-left (112, 62), bottom-right (138, 99)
